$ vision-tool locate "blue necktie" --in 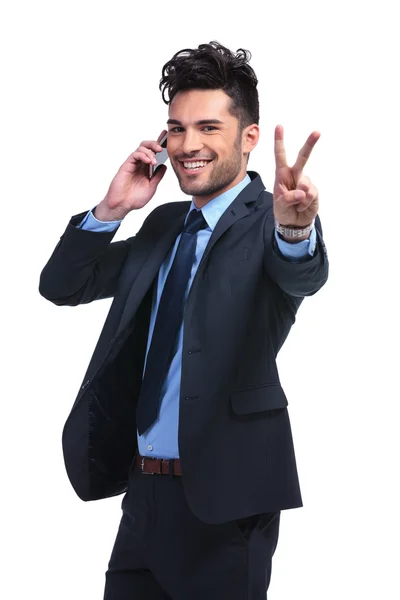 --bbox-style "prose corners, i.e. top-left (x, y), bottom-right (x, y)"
top-left (136, 209), bottom-right (208, 436)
